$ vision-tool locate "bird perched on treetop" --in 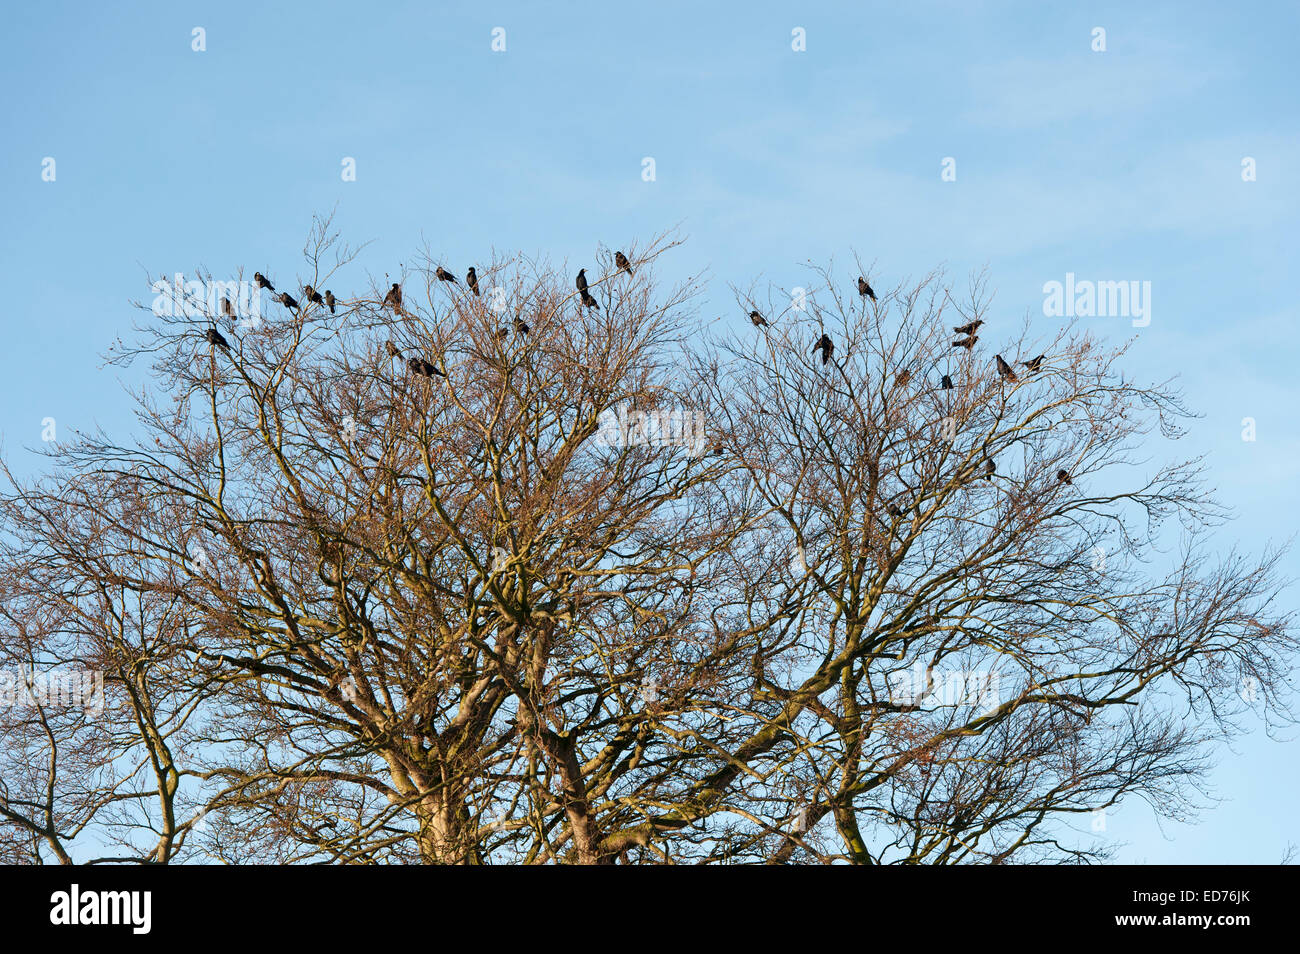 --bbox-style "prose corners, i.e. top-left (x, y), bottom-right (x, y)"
top-left (1024, 354), bottom-right (1045, 373)
top-left (384, 283), bottom-right (402, 311)
top-left (615, 251), bottom-right (633, 276)
top-left (995, 354), bottom-right (1018, 382)
top-left (436, 267), bottom-right (457, 283)
top-left (952, 336), bottom-right (978, 350)
top-left (814, 334), bottom-right (833, 366)
top-left (279, 291), bottom-right (298, 310)
top-left (466, 267), bottom-right (479, 296)
top-left (576, 268), bottom-right (589, 294)
top-left (750, 310), bottom-right (767, 327)
top-left (254, 272), bottom-right (274, 292)
top-left (304, 285), bottom-right (324, 306)
top-left (941, 374), bottom-right (954, 390)
top-left (858, 277), bottom-right (876, 301)
top-left (205, 327), bottom-right (230, 349)
top-left (953, 320), bottom-right (983, 336)
top-left (324, 290), bottom-right (336, 314)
